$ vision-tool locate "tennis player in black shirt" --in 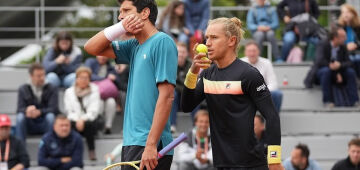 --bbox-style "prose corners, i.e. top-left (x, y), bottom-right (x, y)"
top-left (181, 17), bottom-right (283, 170)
